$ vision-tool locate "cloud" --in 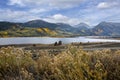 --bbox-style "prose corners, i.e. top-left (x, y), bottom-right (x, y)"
top-left (51, 14), bottom-right (68, 21)
top-left (2, 0), bottom-right (120, 26)
top-left (8, 0), bottom-right (84, 9)
top-left (8, 0), bottom-right (25, 6)
top-left (43, 14), bottom-right (81, 25)
top-left (97, 2), bottom-right (118, 9)
top-left (0, 9), bottom-right (40, 22)
top-left (29, 8), bottom-right (47, 14)
top-left (76, 1), bottom-right (120, 26)
top-left (0, 9), bottom-right (81, 25)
